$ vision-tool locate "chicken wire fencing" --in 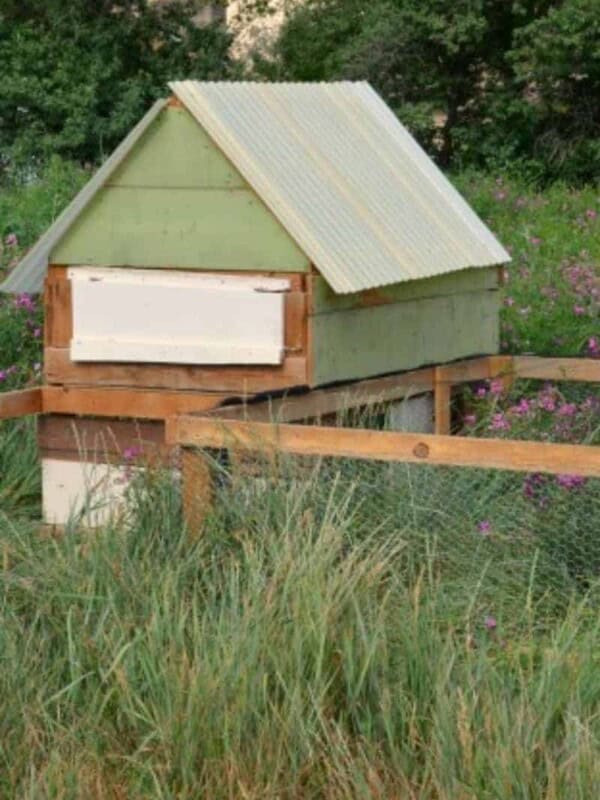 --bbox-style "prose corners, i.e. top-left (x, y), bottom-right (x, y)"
top-left (177, 440), bottom-right (600, 608)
